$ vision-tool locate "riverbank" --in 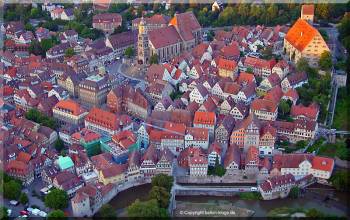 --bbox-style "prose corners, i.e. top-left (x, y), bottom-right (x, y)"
top-left (107, 183), bottom-right (348, 218)
top-left (175, 189), bottom-right (348, 217)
